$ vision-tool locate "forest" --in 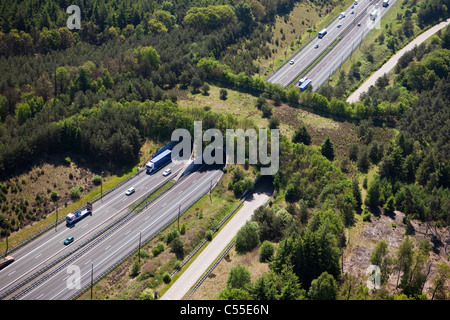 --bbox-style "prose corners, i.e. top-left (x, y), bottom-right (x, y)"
top-left (0, 0), bottom-right (448, 301)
